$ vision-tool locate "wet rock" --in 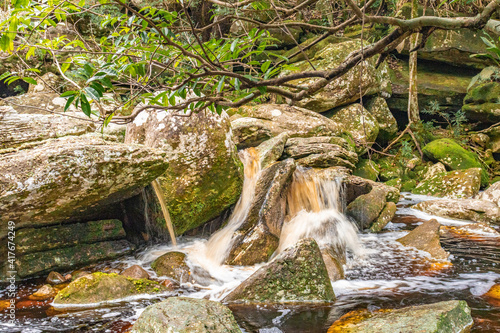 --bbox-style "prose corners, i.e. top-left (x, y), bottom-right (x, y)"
top-left (413, 199), bottom-right (500, 224)
top-left (412, 168), bottom-right (482, 199)
top-left (71, 270), bottom-right (91, 281)
top-left (346, 187), bottom-right (388, 230)
top-left (369, 201), bottom-right (397, 233)
top-left (16, 219), bottom-right (126, 255)
top-left (53, 272), bottom-right (167, 305)
top-left (463, 66), bottom-right (500, 125)
top-left (329, 104), bottom-right (379, 153)
top-left (422, 162), bottom-right (447, 181)
top-left (485, 284), bottom-right (500, 300)
top-left (476, 181), bottom-right (500, 206)
top-left (296, 150), bottom-right (357, 170)
top-left (365, 96), bottom-right (398, 144)
top-left (328, 300), bottom-right (473, 333)
top-left (353, 159), bottom-right (380, 181)
top-left (29, 285), bottom-right (56, 301)
top-left (224, 239), bottom-right (335, 303)
top-left (256, 132), bottom-right (288, 169)
top-left (423, 138), bottom-right (488, 186)
top-left (151, 251), bottom-right (194, 284)
top-left (321, 250), bottom-right (344, 281)
top-left (397, 219), bottom-right (449, 260)
top-left (15, 240), bottom-right (134, 279)
top-left (121, 265), bottom-right (150, 280)
top-left (46, 271), bottom-right (67, 285)
top-left (125, 109), bottom-right (244, 235)
top-left (227, 159), bottom-right (296, 265)
top-left (282, 39), bottom-right (391, 112)
top-left (342, 175), bottom-right (400, 205)
top-left (0, 134), bottom-right (169, 235)
top-left (230, 104), bottom-right (342, 148)
top-left (0, 106), bottom-right (95, 149)
top-left (131, 297), bottom-right (241, 333)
